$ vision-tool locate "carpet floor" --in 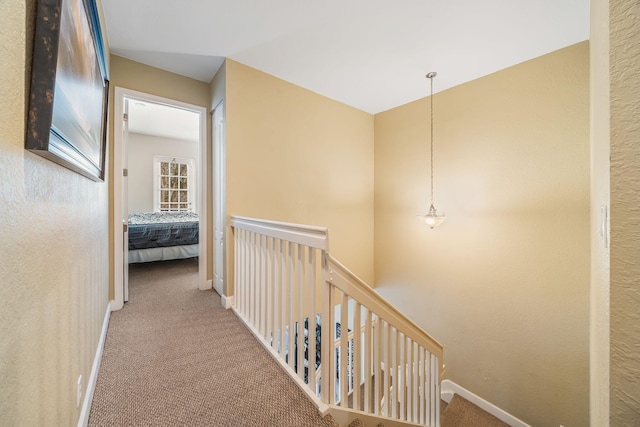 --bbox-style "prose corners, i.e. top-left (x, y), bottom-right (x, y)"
top-left (440, 394), bottom-right (510, 427)
top-left (88, 258), bottom-right (338, 427)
